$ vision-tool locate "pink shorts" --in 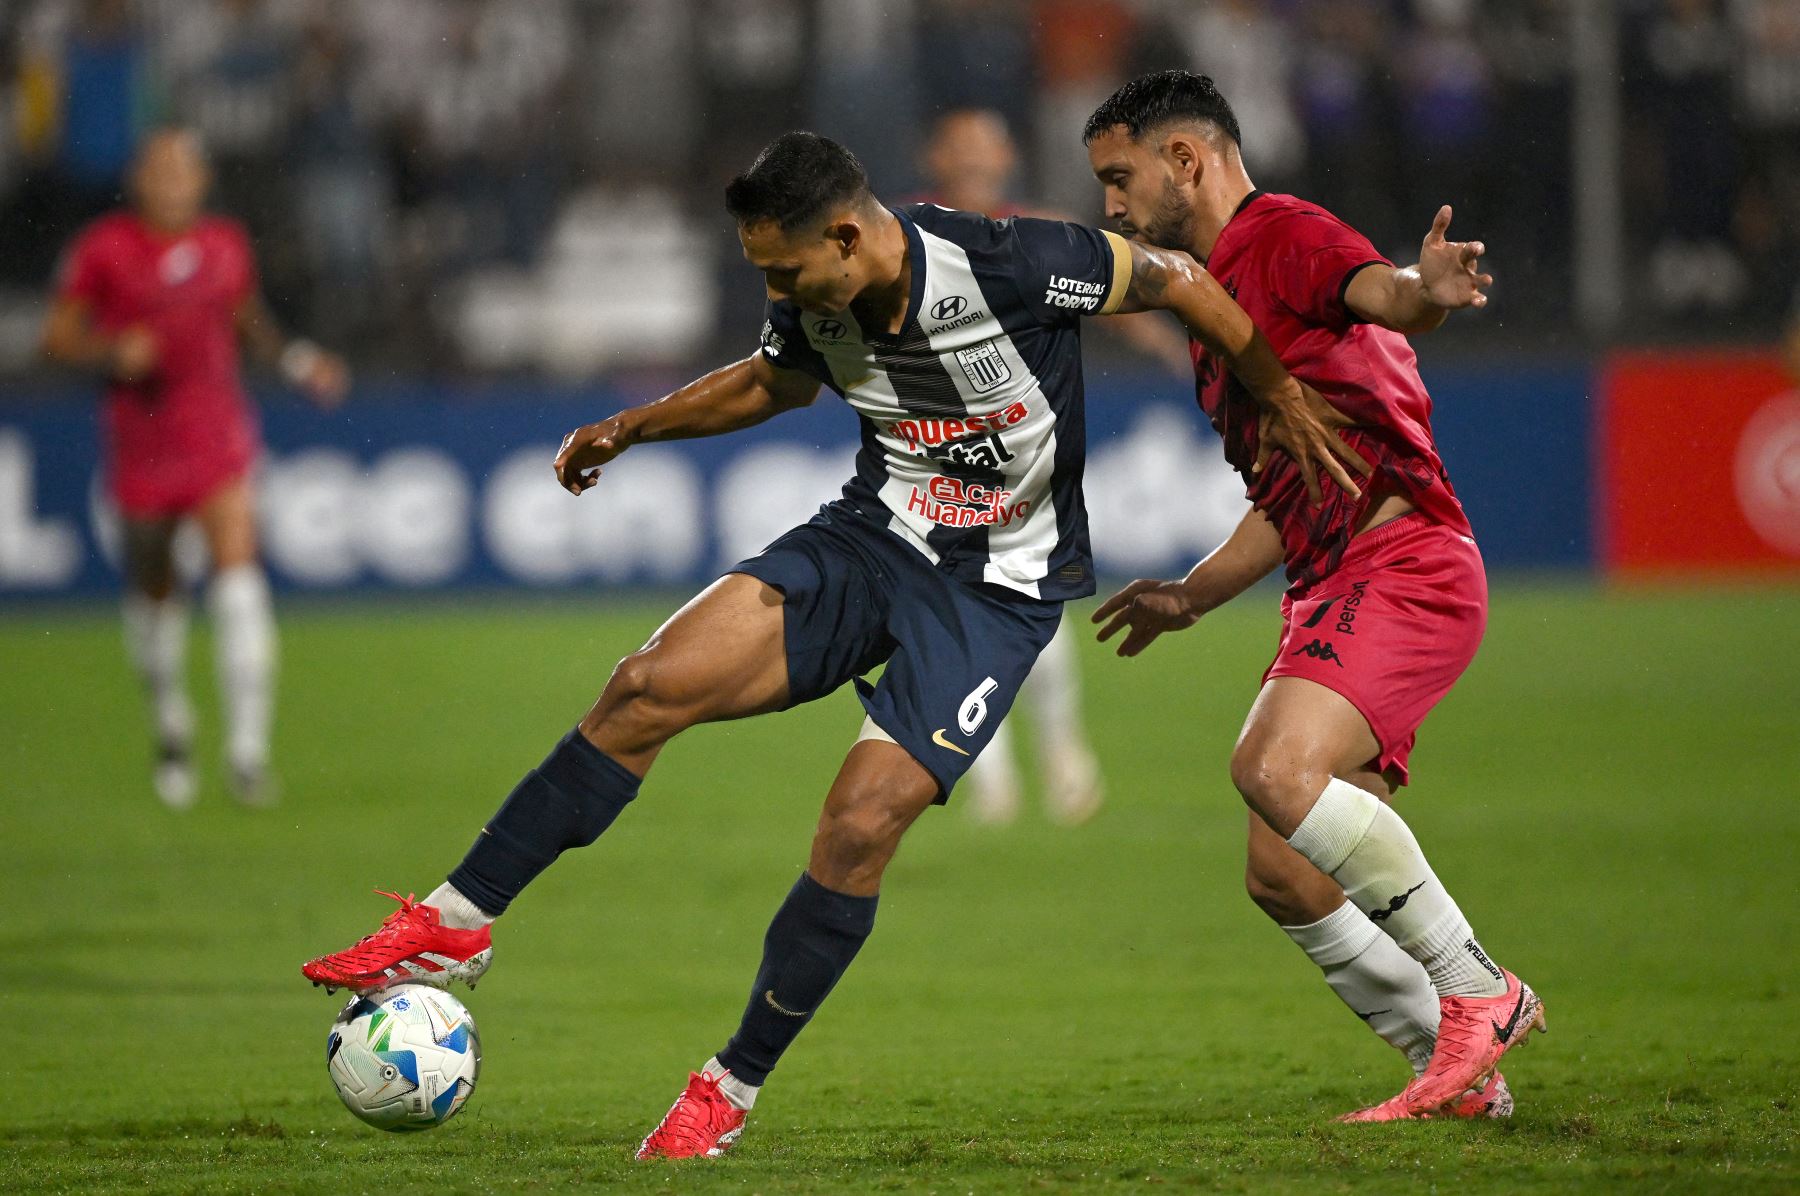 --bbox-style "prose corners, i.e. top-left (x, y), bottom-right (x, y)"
top-left (110, 444), bottom-right (256, 519)
top-left (1263, 512), bottom-right (1487, 784)
top-left (105, 395), bottom-right (259, 519)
